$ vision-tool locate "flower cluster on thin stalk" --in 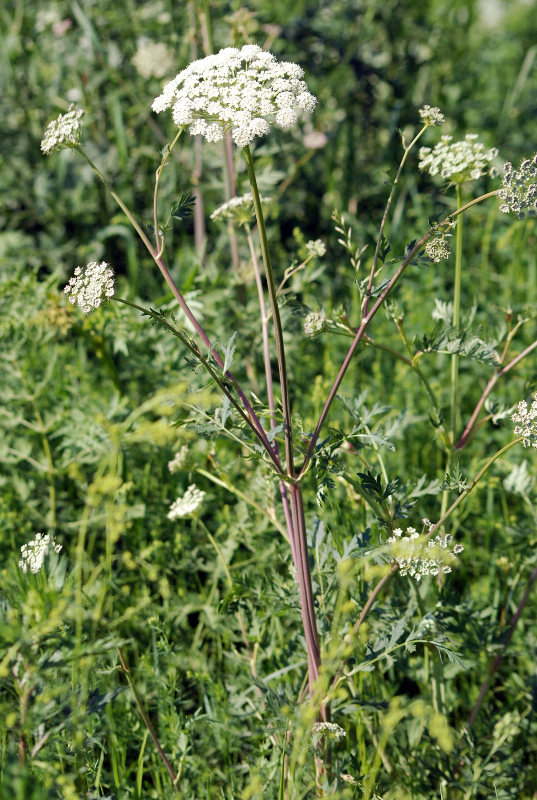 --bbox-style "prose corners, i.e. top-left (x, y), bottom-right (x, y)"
top-left (387, 524), bottom-right (464, 580)
top-left (305, 239), bottom-right (327, 257)
top-left (18, 533), bottom-right (62, 575)
top-left (418, 105), bottom-right (445, 127)
top-left (304, 309), bottom-right (328, 339)
top-left (152, 44), bottom-right (316, 147)
top-left (41, 105), bottom-right (85, 155)
top-left (498, 155), bottom-right (537, 219)
top-left (168, 446), bottom-right (188, 473)
top-left (168, 484), bottom-right (205, 519)
top-left (210, 192), bottom-right (272, 226)
top-left (512, 393), bottom-right (537, 448)
top-left (64, 261), bottom-right (115, 313)
top-left (425, 236), bottom-right (452, 262)
top-left (419, 134), bottom-right (498, 183)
